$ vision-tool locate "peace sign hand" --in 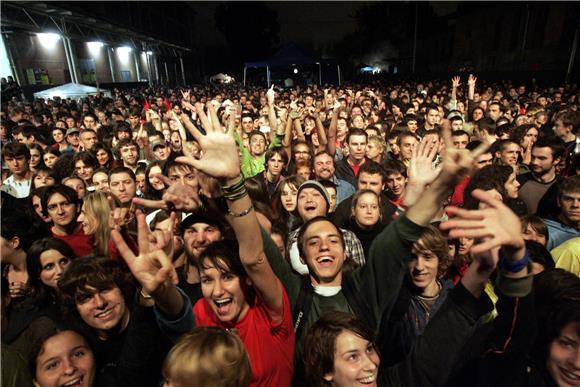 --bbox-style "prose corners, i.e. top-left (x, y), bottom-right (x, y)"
top-left (111, 210), bottom-right (178, 296)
